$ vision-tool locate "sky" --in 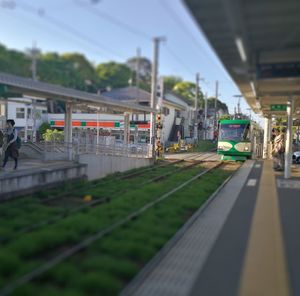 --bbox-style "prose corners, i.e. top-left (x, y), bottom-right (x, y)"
top-left (0, 0), bottom-right (261, 123)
